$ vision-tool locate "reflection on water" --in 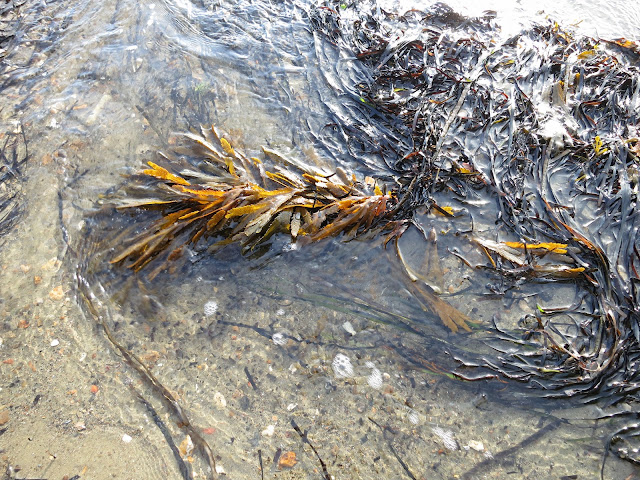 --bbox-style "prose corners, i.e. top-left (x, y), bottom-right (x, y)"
top-left (0, 0), bottom-right (639, 479)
